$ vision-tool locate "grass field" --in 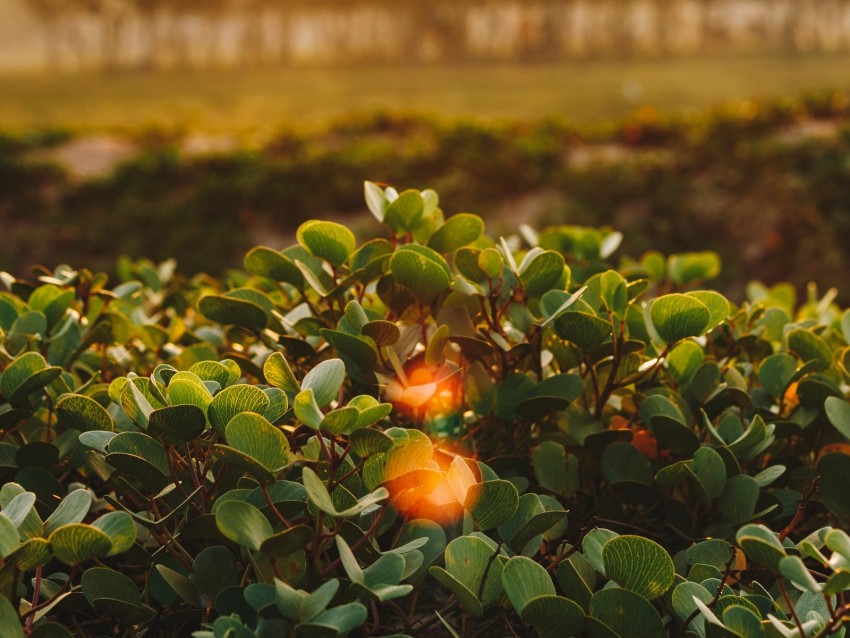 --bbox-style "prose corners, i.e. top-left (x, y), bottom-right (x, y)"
top-left (3, 53), bottom-right (850, 135)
